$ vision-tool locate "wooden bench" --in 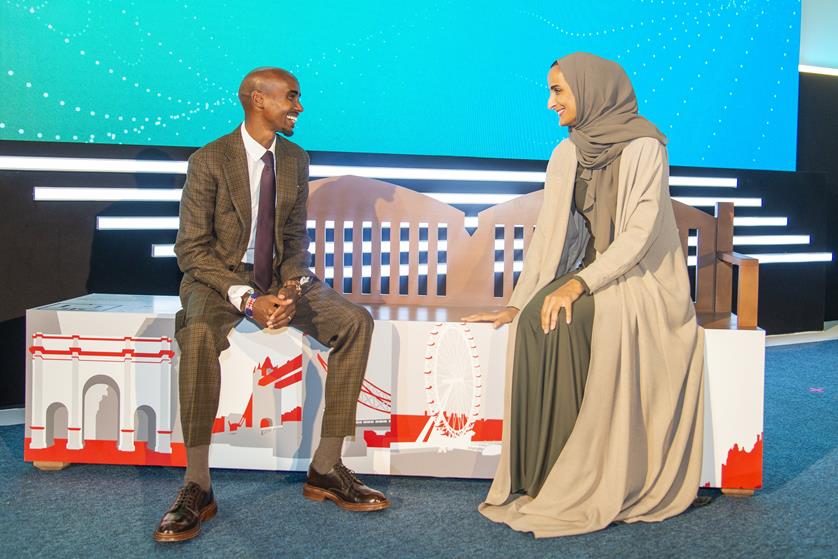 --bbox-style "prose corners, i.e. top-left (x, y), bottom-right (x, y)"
top-left (309, 176), bottom-right (761, 330)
